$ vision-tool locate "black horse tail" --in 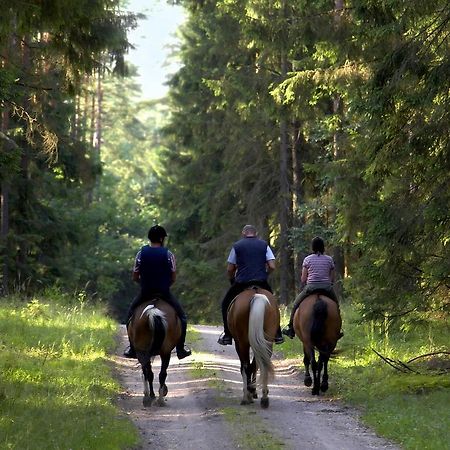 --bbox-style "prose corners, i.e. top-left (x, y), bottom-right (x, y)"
top-left (142, 305), bottom-right (167, 356)
top-left (311, 297), bottom-right (328, 345)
